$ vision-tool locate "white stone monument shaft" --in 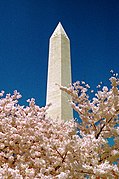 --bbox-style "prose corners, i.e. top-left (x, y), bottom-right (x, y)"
top-left (46, 22), bottom-right (73, 121)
